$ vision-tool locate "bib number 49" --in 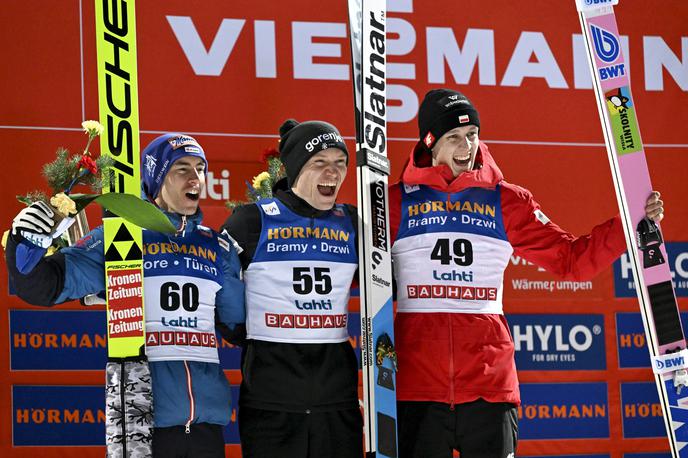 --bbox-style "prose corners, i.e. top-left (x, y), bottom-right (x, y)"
top-left (430, 238), bottom-right (473, 266)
